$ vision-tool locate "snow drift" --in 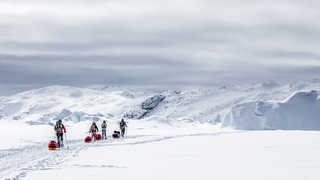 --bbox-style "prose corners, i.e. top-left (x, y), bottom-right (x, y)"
top-left (222, 90), bottom-right (320, 130)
